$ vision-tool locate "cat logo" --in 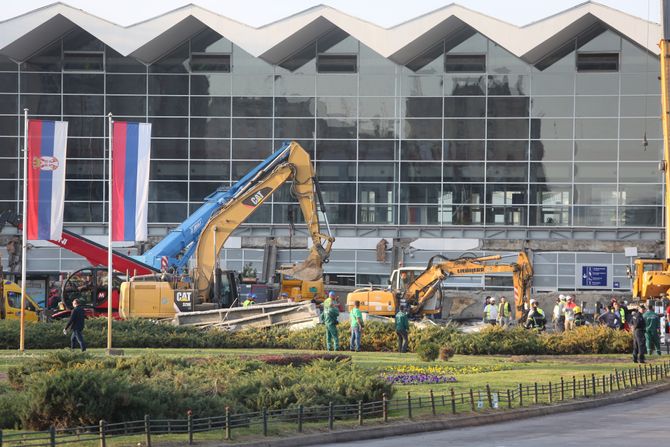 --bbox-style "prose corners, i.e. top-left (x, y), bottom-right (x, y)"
top-left (242, 187), bottom-right (272, 207)
top-left (175, 291), bottom-right (192, 302)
